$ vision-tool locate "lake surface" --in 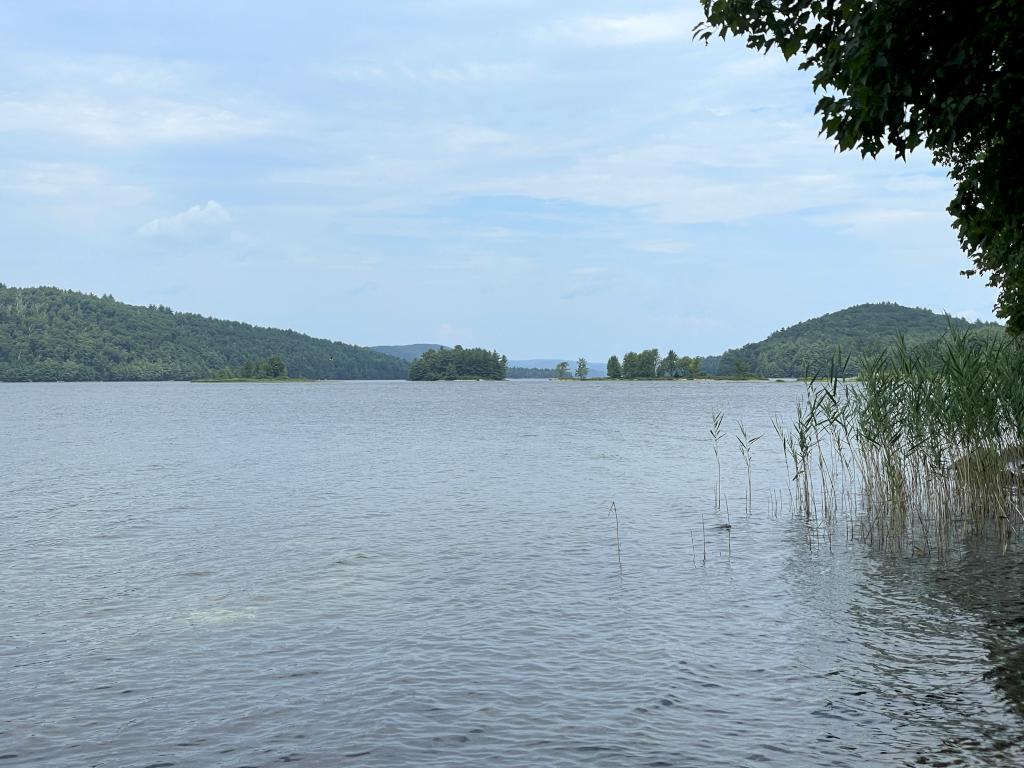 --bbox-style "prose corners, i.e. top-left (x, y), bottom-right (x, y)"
top-left (2, 380), bottom-right (1023, 767)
